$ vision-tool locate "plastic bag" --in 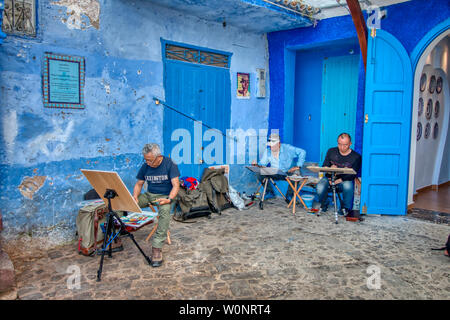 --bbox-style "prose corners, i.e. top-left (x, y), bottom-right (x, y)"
top-left (228, 185), bottom-right (245, 210)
